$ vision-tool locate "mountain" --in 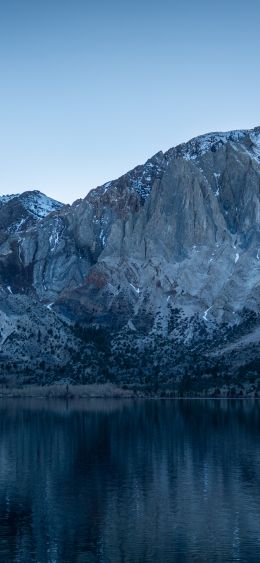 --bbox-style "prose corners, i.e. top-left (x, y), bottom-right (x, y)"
top-left (0, 128), bottom-right (259, 396)
top-left (0, 190), bottom-right (64, 234)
